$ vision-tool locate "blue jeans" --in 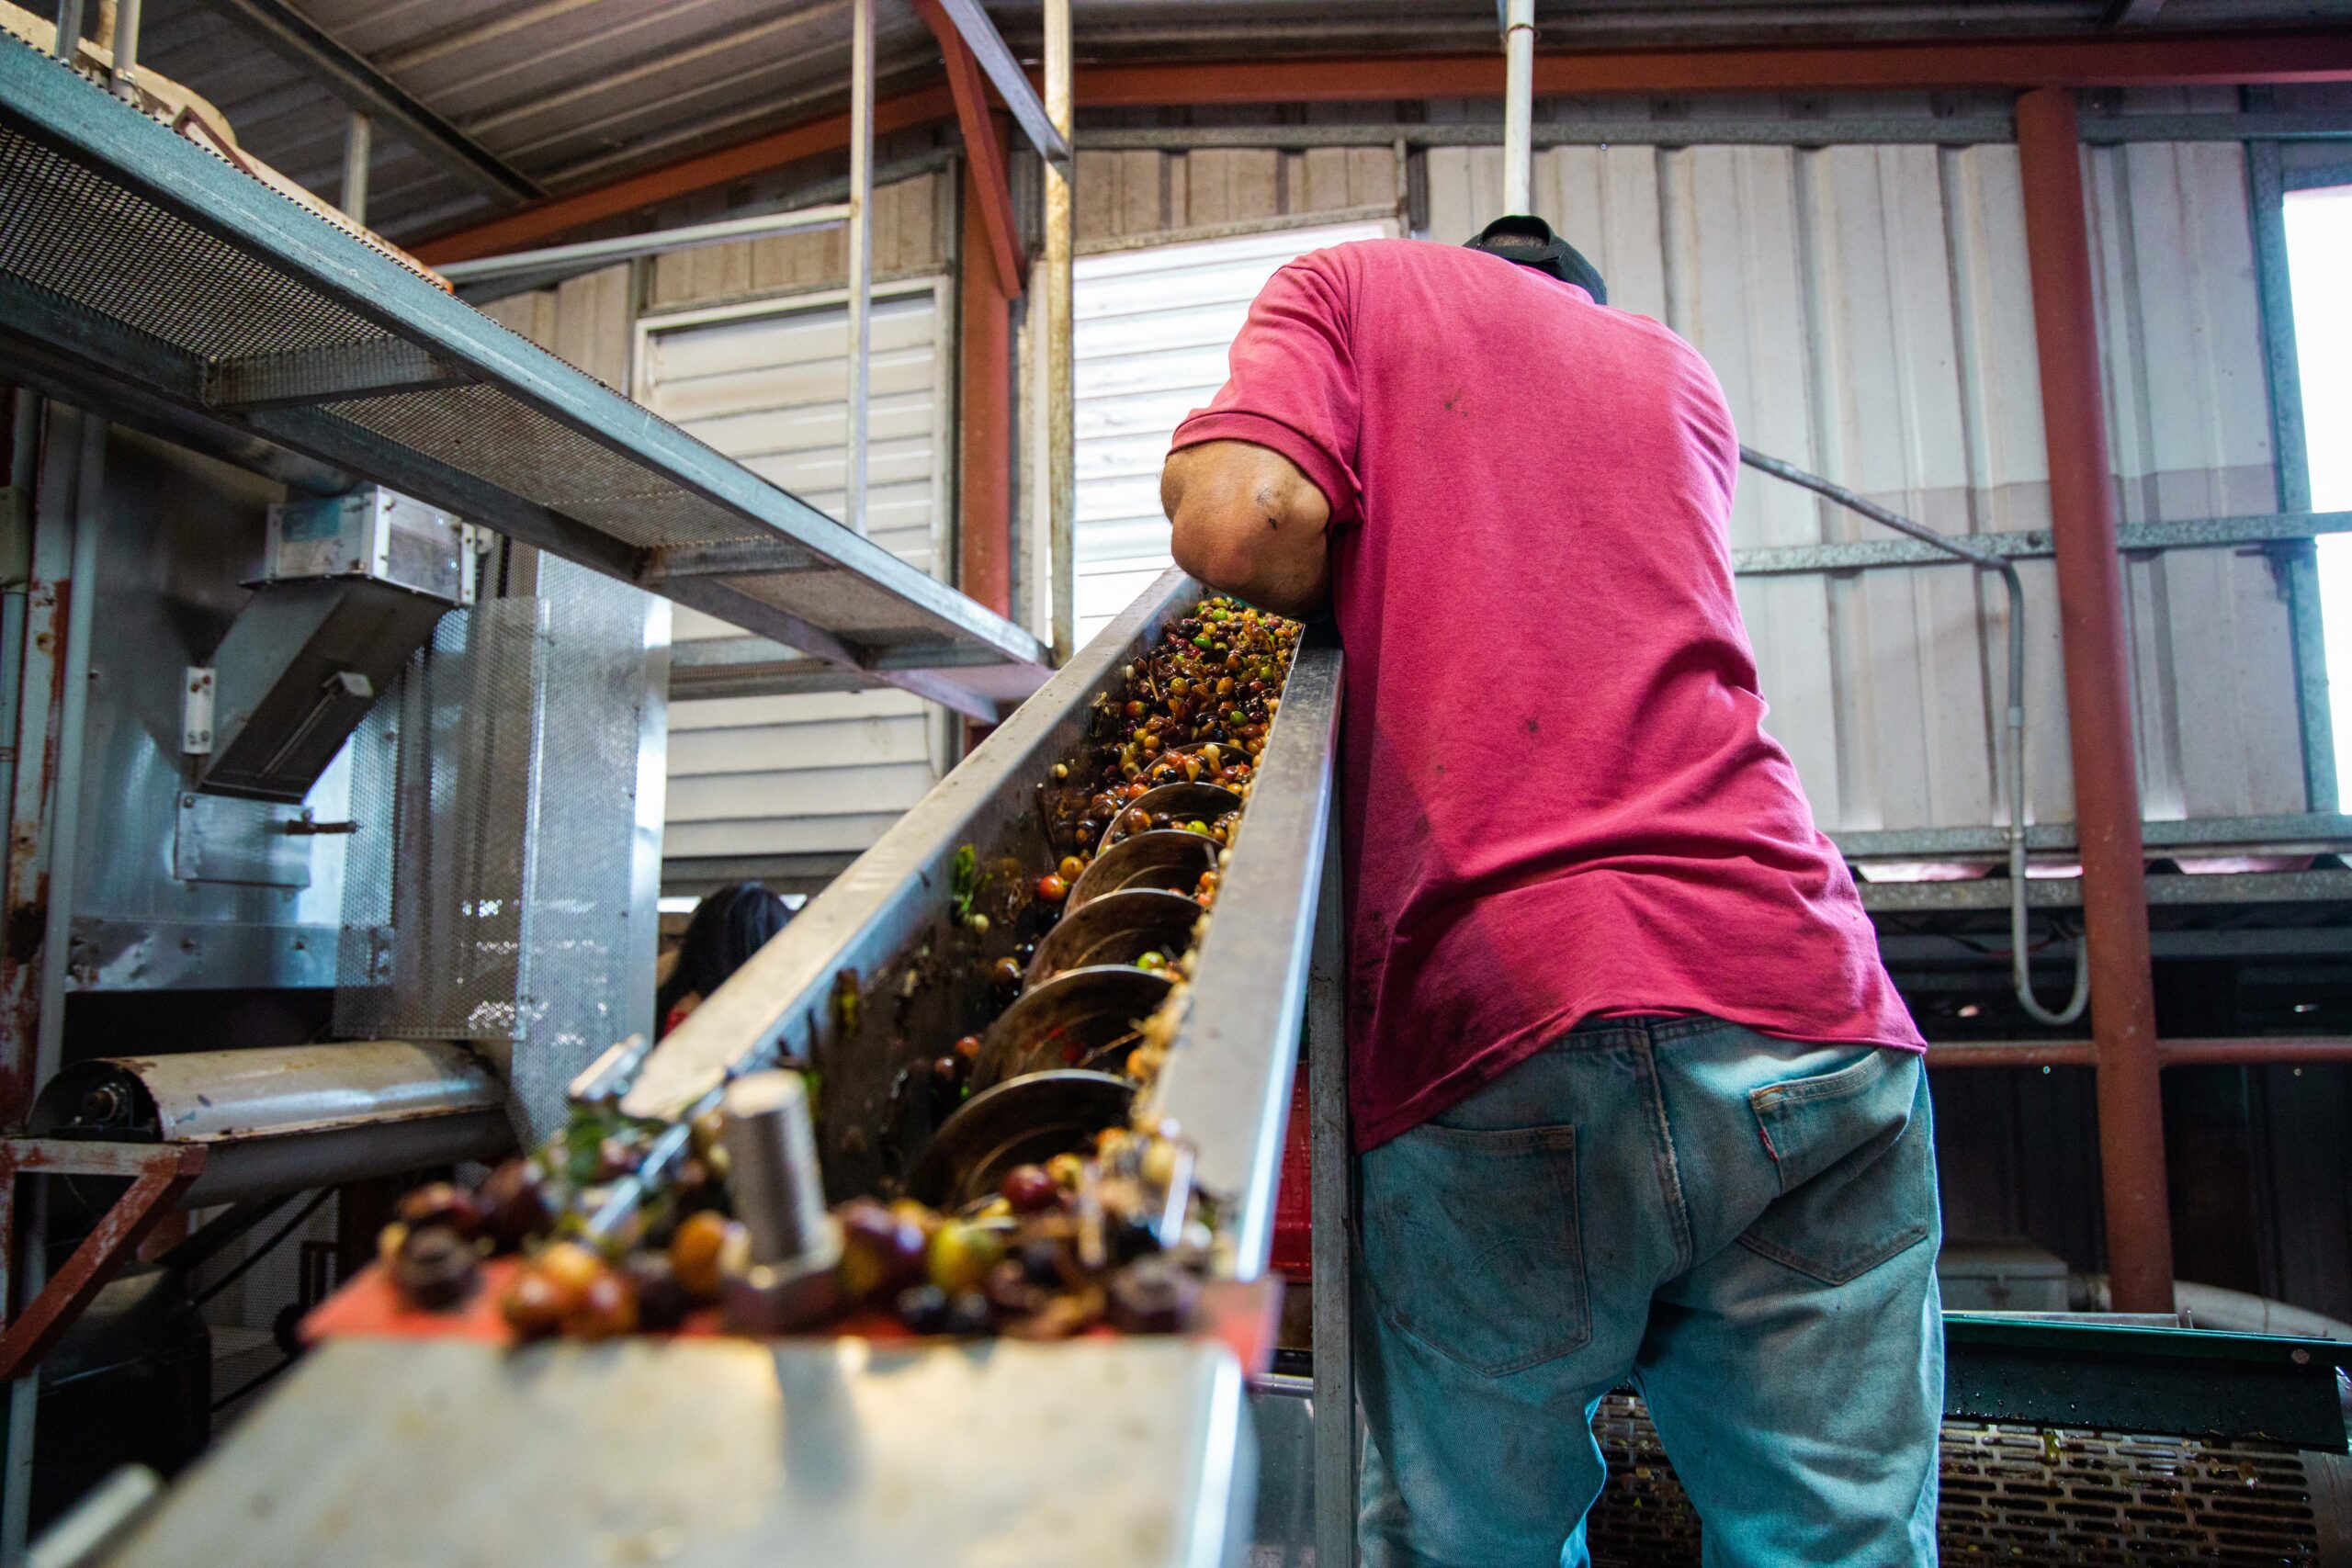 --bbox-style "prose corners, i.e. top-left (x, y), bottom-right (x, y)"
top-left (1354, 1016), bottom-right (1942, 1568)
